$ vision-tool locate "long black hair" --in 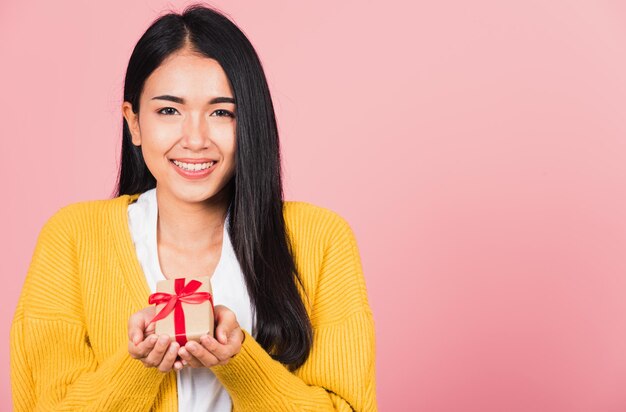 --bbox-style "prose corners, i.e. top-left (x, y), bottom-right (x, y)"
top-left (114, 3), bottom-right (313, 371)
